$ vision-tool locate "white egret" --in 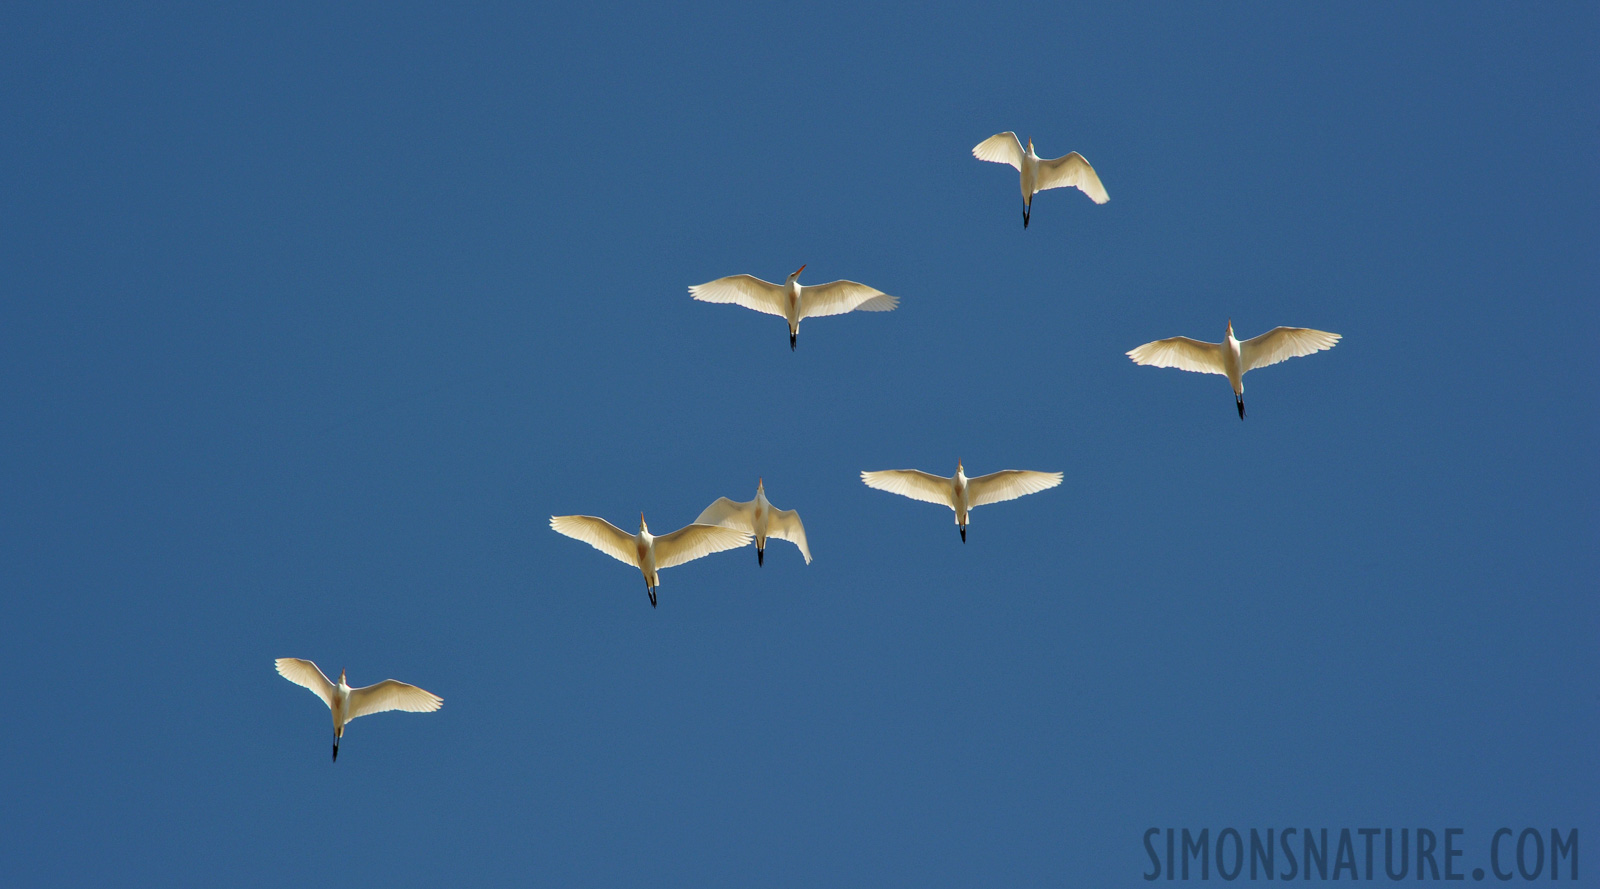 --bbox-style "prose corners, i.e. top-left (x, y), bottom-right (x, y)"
top-left (861, 461), bottom-right (1063, 542)
top-left (689, 265), bottom-right (899, 350)
top-left (694, 478), bottom-right (811, 567)
top-left (274, 657), bottom-right (442, 762)
top-left (972, 131), bottom-right (1108, 228)
top-left (550, 513), bottom-right (751, 607)
top-left (1126, 320), bottom-right (1342, 419)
